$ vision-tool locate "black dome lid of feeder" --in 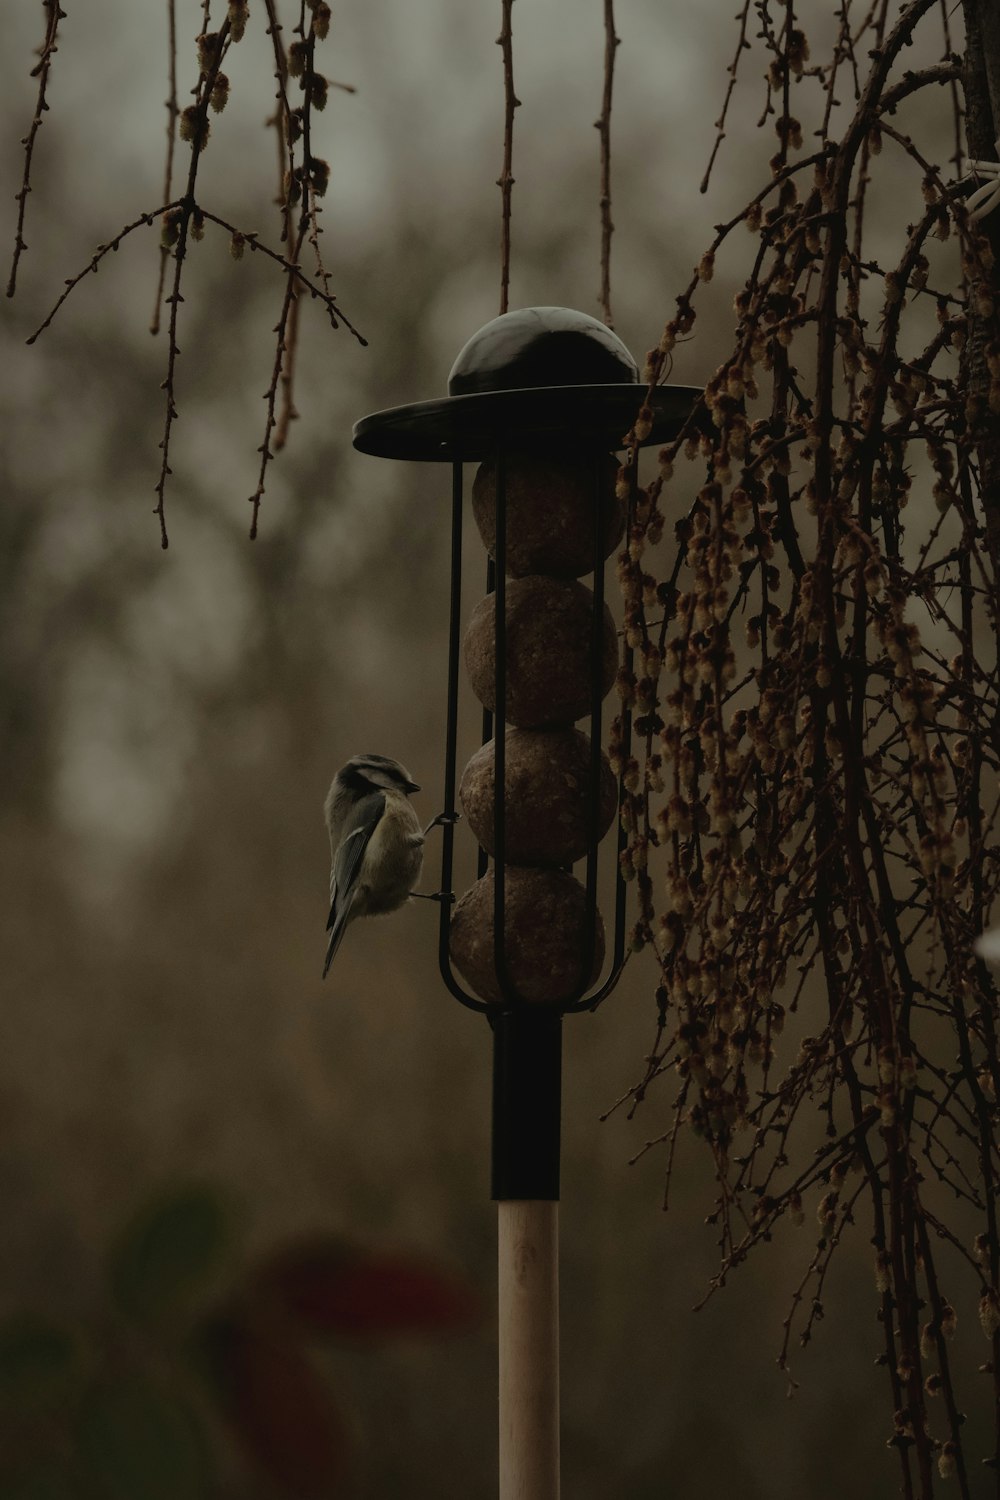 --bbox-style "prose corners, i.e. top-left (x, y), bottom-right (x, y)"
top-left (352, 306), bottom-right (701, 462)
